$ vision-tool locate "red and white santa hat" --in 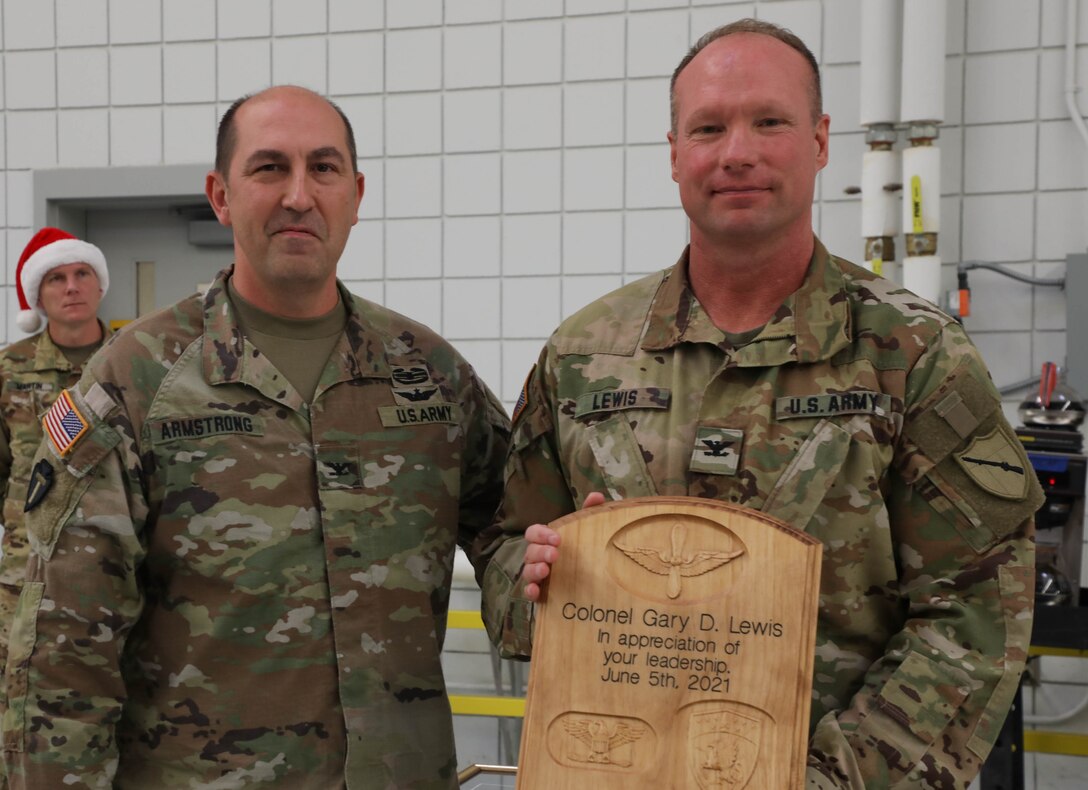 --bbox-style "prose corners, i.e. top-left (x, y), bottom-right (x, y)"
top-left (16, 227), bottom-right (109, 334)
